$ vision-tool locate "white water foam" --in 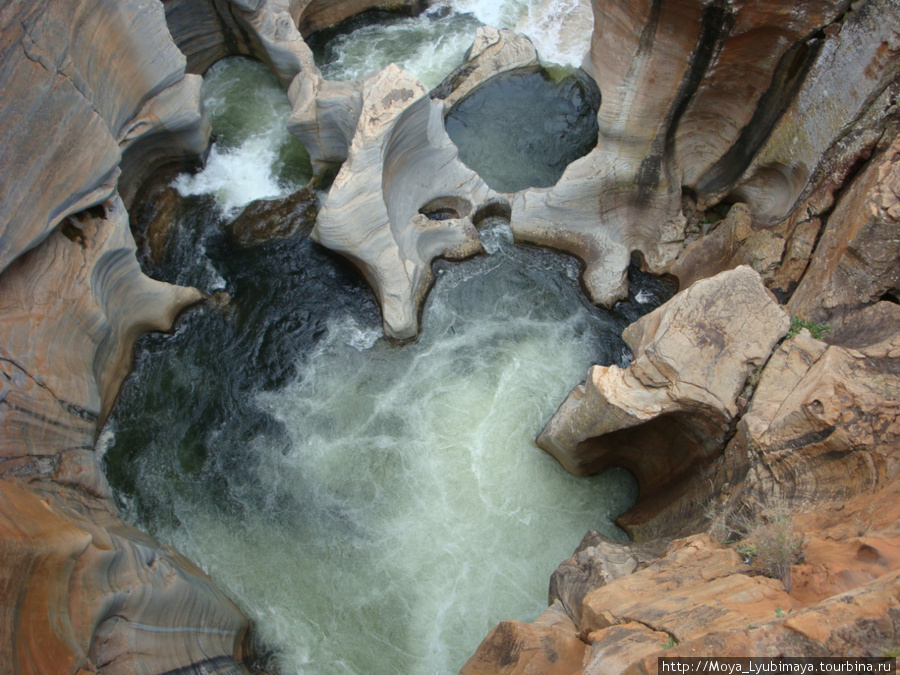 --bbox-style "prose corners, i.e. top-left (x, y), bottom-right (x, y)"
top-left (445, 0), bottom-right (594, 67)
top-left (319, 0), bottom-right (594, 90)
top-left (172, 137), bottom-right (288, 217)
top-left (135, 238), bottom-right (637, 675)
top-left (172, 58), bottom-right (310, 217)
